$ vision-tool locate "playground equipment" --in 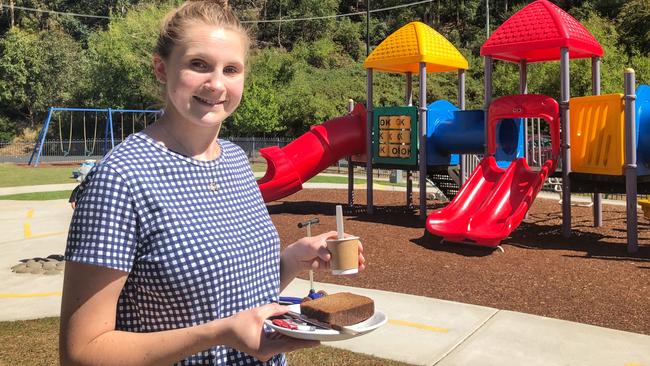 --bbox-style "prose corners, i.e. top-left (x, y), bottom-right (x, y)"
top-left (257, 22), bottom-right (524, 215)
top-left (256, 0), bottom-right (649, 252)
top-left (425, 0), bottom-right (650, 251)
top-left (426, 94), bottom-right (560, 245)
top-left (640, 199), bottom-right (650, 220)
top-left (257, 104), bottom-right (366, 202)
top-left (29, 107), bottom-right (162, 166)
